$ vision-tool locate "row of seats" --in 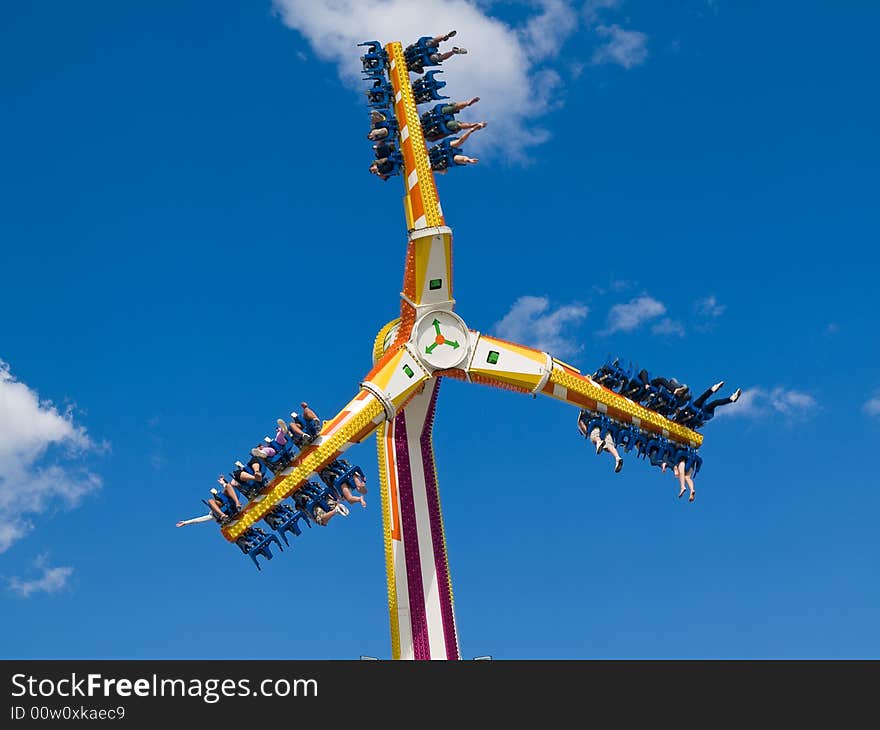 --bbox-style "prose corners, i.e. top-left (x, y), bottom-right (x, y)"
top-left (579, 411), bottom-right (703, 475)
top-left (360, 38), bottom-right (472, 179)
top-left (592, 359), bottom-right (715, 430)
top-left (209, 457), bottom-right (368, 570)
